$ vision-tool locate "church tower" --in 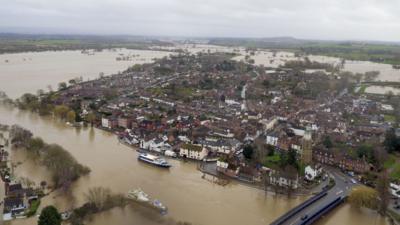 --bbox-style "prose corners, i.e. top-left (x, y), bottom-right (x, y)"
top-left (302, 126), bottom-right (313, 164)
